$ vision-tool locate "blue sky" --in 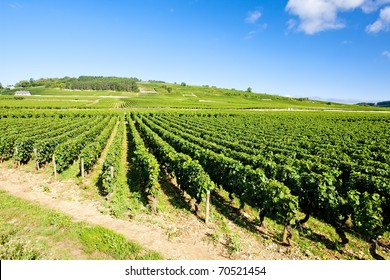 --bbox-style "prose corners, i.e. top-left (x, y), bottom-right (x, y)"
top-left (1, 0), bottom-right (389, 102)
